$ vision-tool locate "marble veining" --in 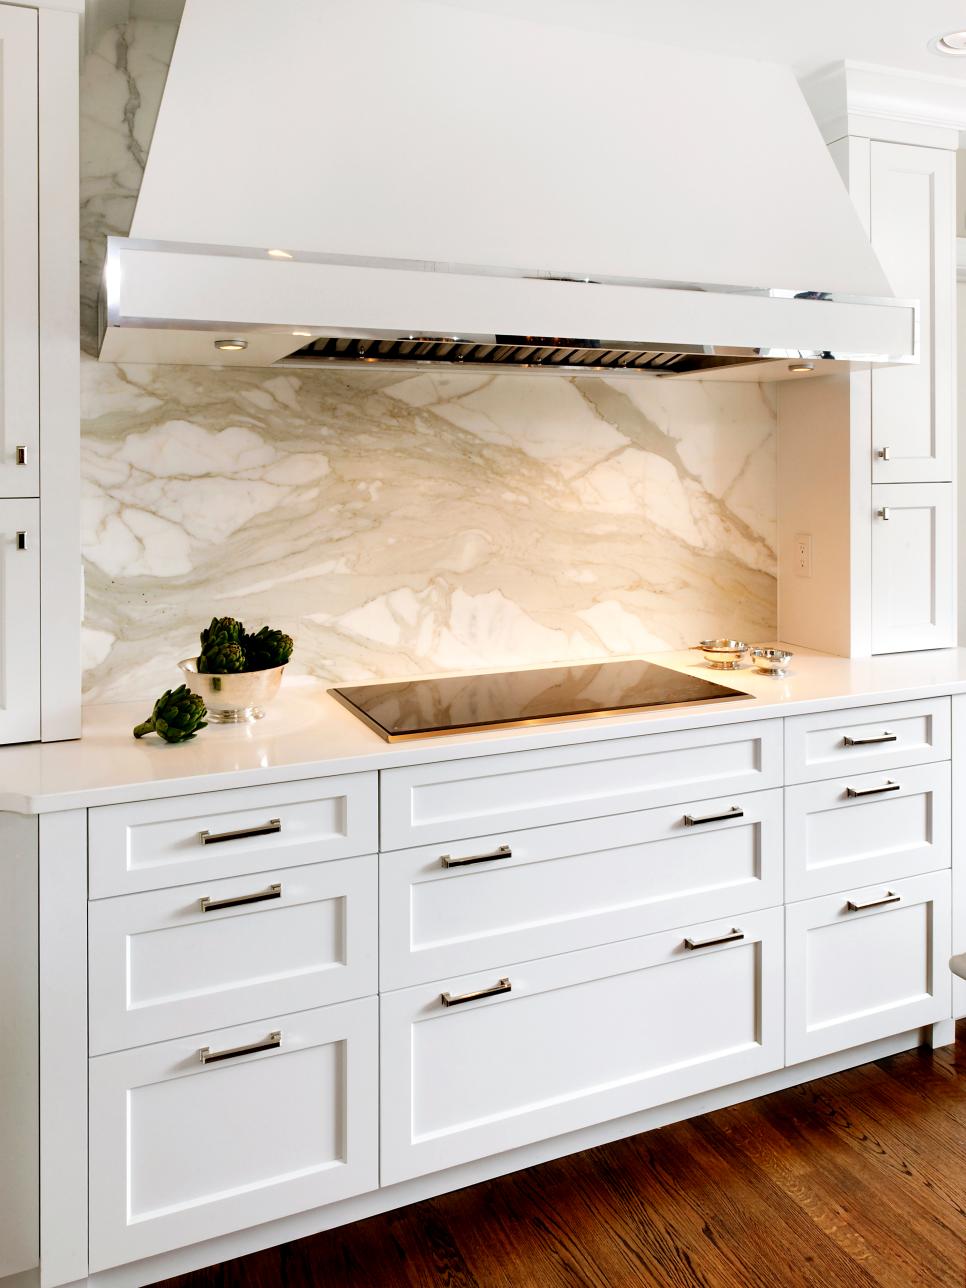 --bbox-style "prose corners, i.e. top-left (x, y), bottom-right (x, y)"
top-left (80, 19), bottom-right (778, 703)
